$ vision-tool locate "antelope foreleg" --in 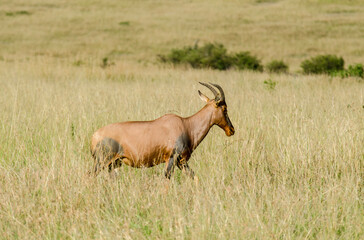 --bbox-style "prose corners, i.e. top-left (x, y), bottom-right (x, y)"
top-left (177, 161), bottom-right (195, 179)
